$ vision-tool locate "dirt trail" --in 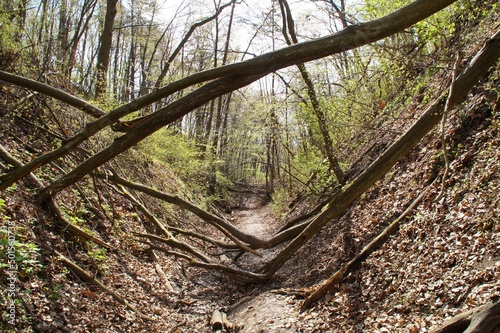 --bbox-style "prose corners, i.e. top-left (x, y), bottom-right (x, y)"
top-left (227, 190), bottom-right (300, 332)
